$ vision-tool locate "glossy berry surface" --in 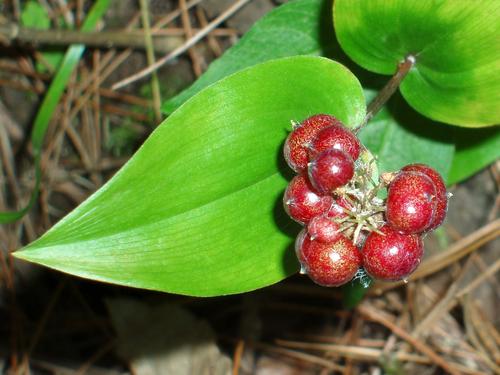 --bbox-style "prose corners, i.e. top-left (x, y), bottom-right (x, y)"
top-left (307, 215), bottom-right (341, 243)
top-left (283, 174), bottom-right (333, 224)
top-left (298, 234), bottom-right (362, 287)
top-left (309, 123), bottom-right (361, 161)
top-left (283, 114), bottom-right (339, 172)
top-left (402, 164), bottom-right (448, 231)
top-left (308, 149), bottom-right (354, 194)
top-left (362, 225), bottom-right (424, 281)
top-left (386, 171), bottom-right (437, 234)
top-left (295, 229), bottom-right (308, 266)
